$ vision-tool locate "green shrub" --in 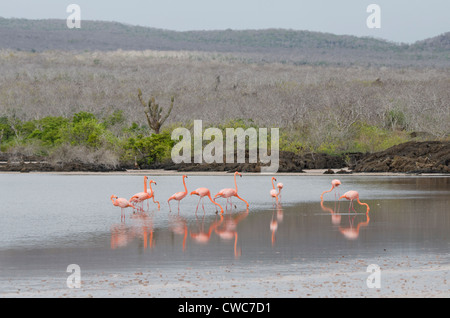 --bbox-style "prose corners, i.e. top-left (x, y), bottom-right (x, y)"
top-left (26, 116), bottom-right (69, 146)
top-left (60, 112), bottom-right (115, 149)
top-left (127, 131), bottom-right (174, 165)
top-left (102, 110), bottom-right (125, 129)
top-left (349, 121), bottom-right (409, 153)
top-left (0, 116), bottom-right (16, 143)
